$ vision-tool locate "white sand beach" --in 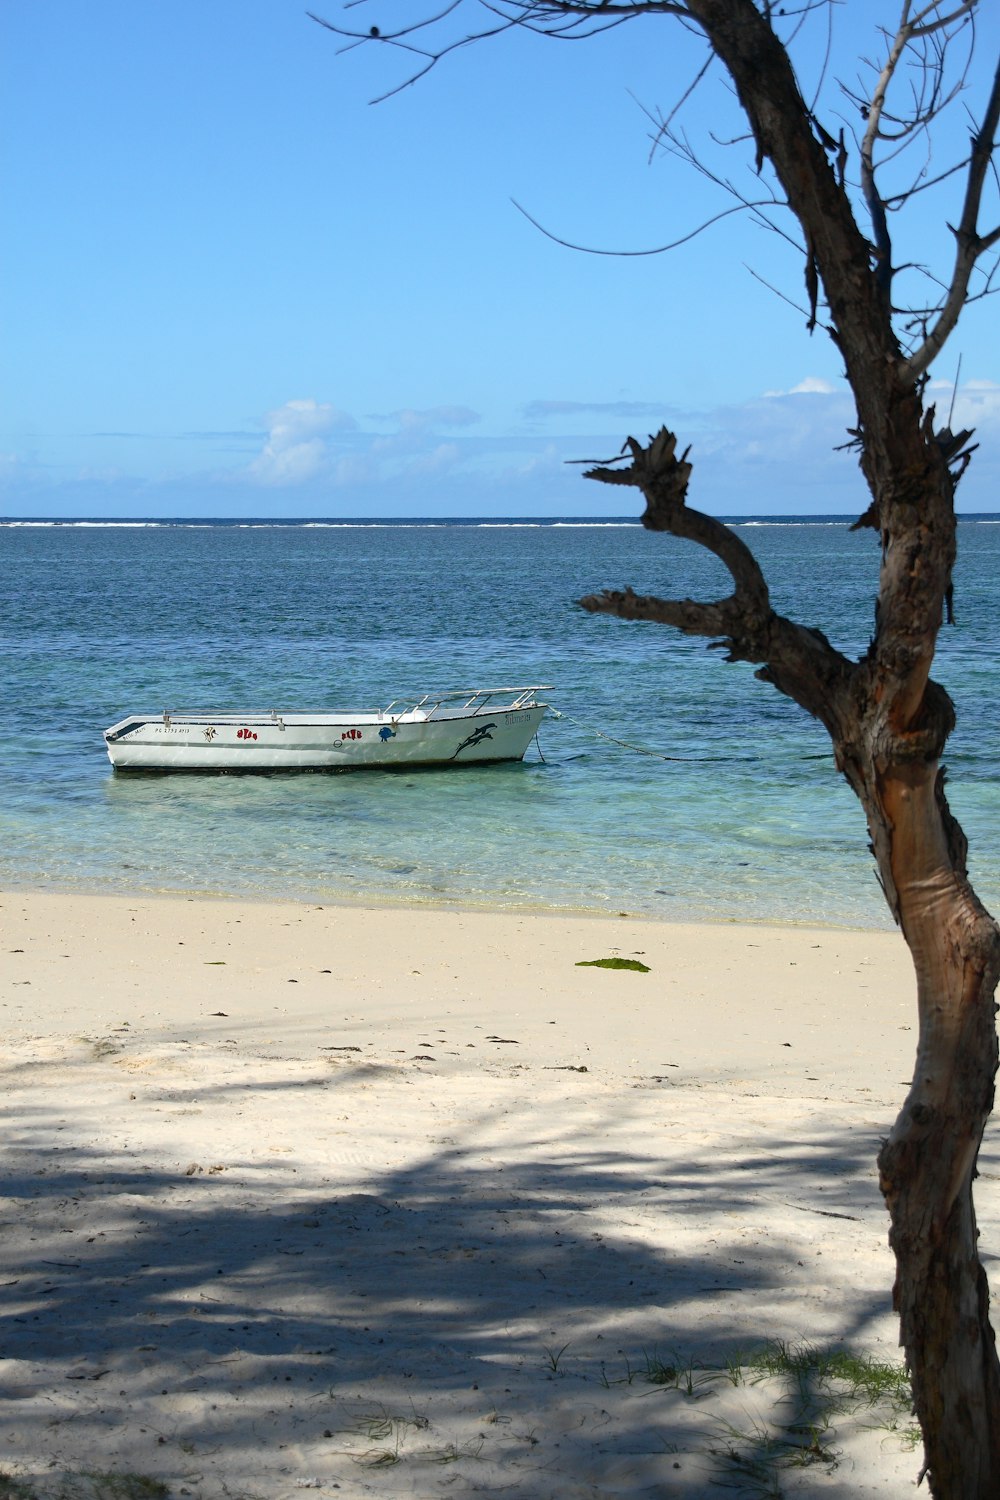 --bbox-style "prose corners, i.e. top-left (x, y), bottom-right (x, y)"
top-left (3, 892), bottom-right (995, 1497)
